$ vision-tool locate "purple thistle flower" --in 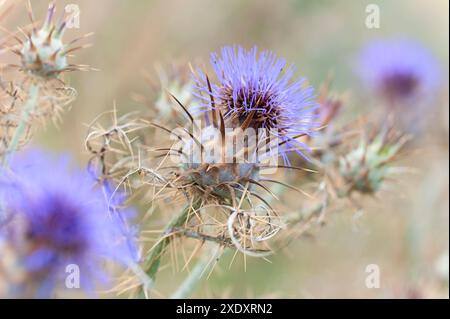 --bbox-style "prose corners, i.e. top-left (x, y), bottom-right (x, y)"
top-left (0, 149), bottom-right (139, 297)
top-left (357, 39), bottom-right (440, 105)
top-left (193, 46), bottom-right (319, 163)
